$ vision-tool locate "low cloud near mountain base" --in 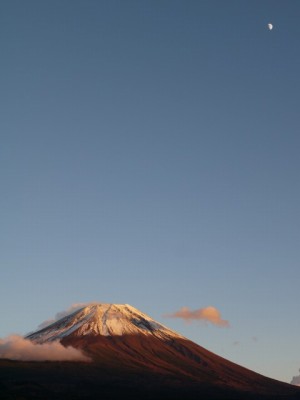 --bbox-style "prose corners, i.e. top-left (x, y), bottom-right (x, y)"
top-left (0, 335), bottom-right (91, 361)
top-left (291, 369), bottom-right (300, 386)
